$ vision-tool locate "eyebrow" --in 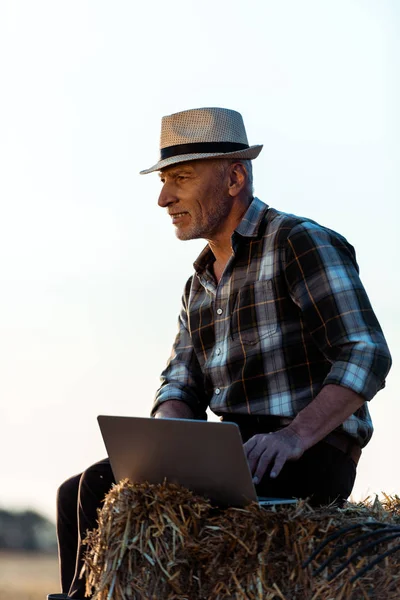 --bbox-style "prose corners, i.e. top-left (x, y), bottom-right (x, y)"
top-left (159, 167), bottom-right (194, 179)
